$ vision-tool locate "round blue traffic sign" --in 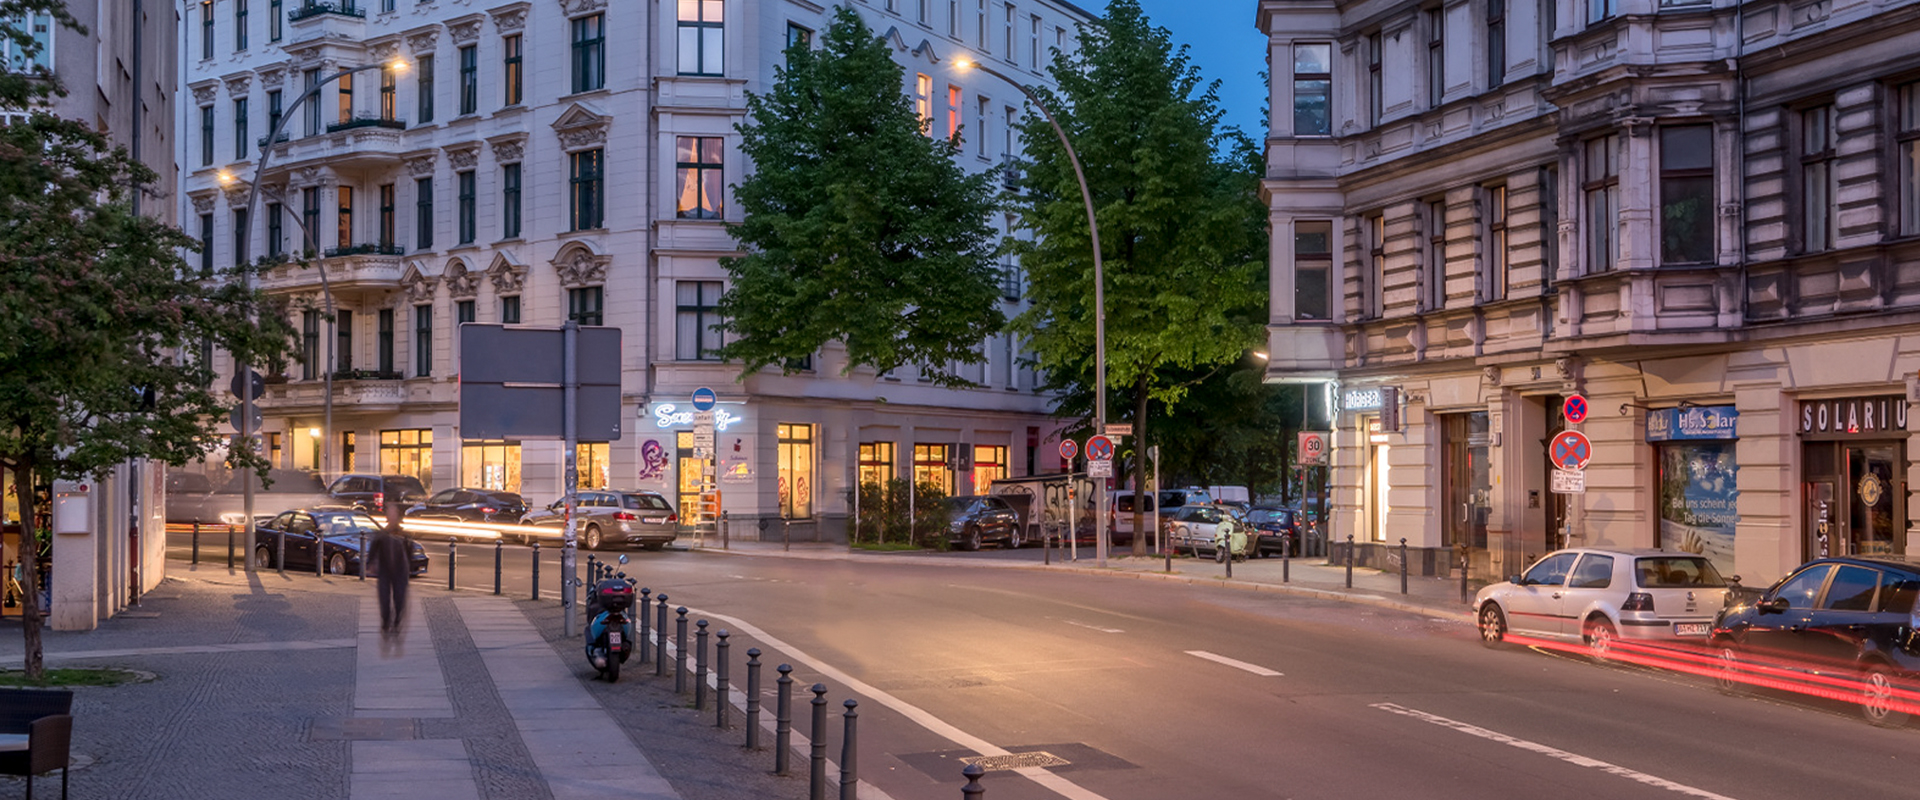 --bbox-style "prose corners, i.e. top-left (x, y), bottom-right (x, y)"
top-left (1551, 430), bottom-right (1593, 471)
top-left (691, 387), bottom-right (717, 411)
